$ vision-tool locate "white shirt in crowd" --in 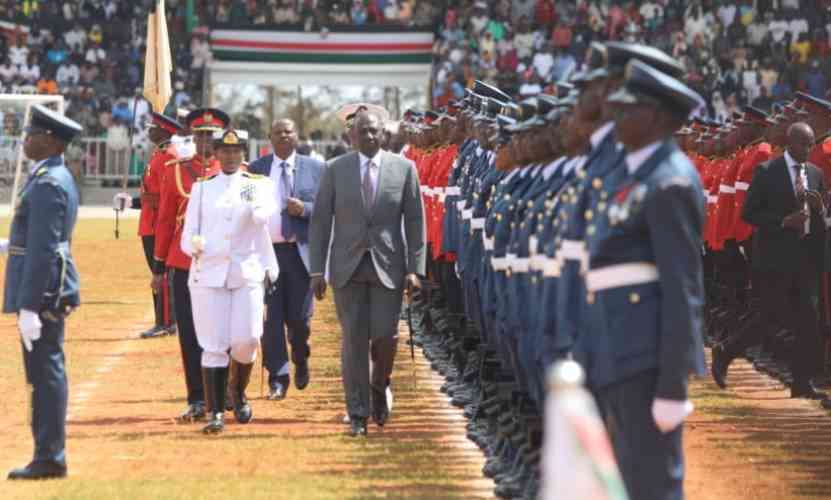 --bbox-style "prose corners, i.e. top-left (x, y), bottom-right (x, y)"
top-left (768, 19), bottom-right (790, 43)
top-left (789, 18), bottom-right (809, 42)
top-left (9, 46), bottom-right (28, 66)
